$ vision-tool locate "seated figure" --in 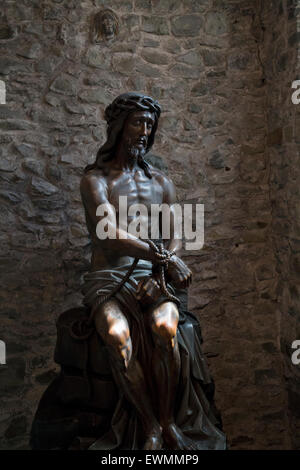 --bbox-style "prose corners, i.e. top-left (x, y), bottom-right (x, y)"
top-left (31, 93), bottom-right (226, 451)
